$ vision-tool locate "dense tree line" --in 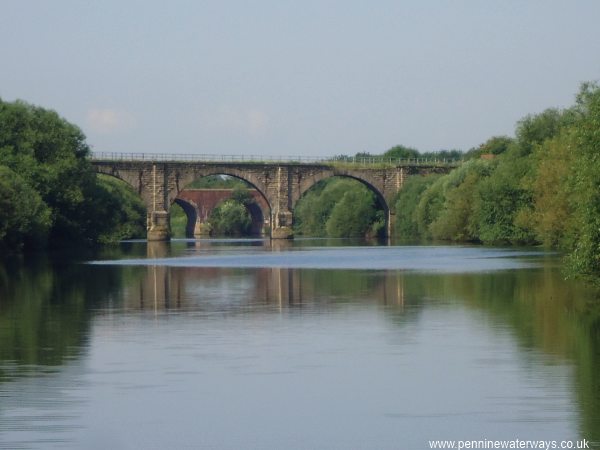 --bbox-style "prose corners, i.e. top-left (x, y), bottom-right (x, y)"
top-left (343, 145), bottom-right (463, 162)
top-left (0, 99), bottom-right (145, 252)
top-left (4, 85), bottom-right (600, 279)
top-left (394, 82), bottom-right (600, 278)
